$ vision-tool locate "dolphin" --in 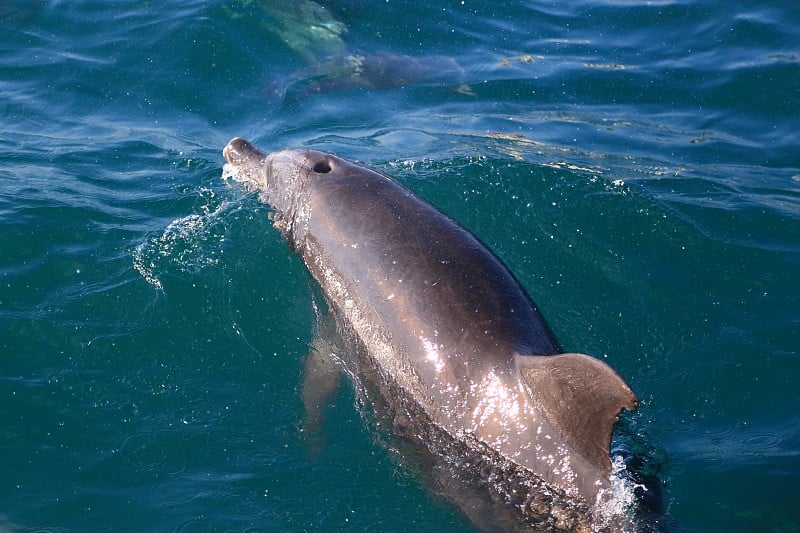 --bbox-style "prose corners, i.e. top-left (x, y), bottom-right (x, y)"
top-left (222, 138), bottom-right (638, 529)
top-left (225, 0), bottom-right (468, 103)
top-left (275, 52), bottom-right (466, 105)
